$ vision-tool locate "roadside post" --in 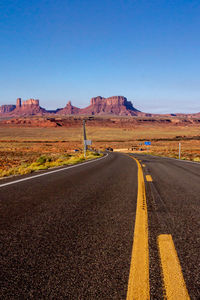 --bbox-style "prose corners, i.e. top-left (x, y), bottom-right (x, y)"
top-left (83, 120), bottom-right (92, 158)
top-left (83, 120), bottom-right (87, 158)
top-left (179, 142), bottom-right (181, 159)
